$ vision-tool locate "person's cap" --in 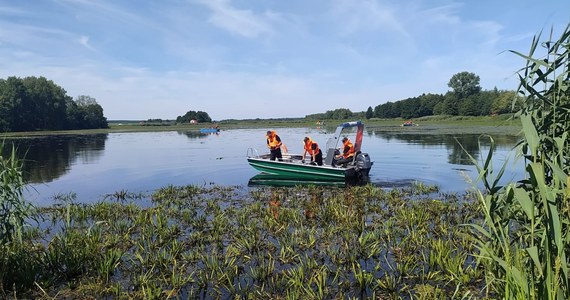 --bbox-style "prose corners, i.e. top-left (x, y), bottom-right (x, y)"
top-left (304, 137), bottom-right (310, 142)
top-left (266, 130), bottom-right (272, 134)
top-left (342, 137), bottom-right (348, 142)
